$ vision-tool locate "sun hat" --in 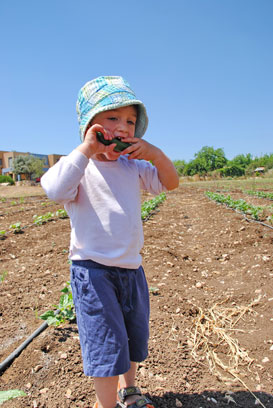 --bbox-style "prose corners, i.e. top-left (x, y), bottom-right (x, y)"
top-left (76, 76), bottom-right (149, 142)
